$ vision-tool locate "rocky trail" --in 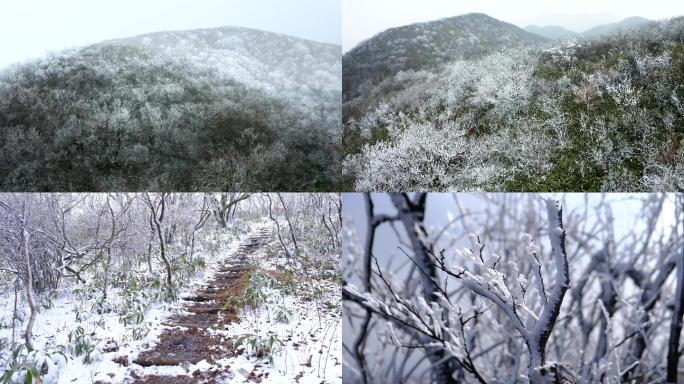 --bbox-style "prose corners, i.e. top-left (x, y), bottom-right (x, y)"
top-left (128, 228), bottom-right (271, 383)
